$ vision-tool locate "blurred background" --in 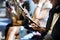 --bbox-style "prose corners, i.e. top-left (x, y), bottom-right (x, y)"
top-left (0, 0), bottom-right (11, 40)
